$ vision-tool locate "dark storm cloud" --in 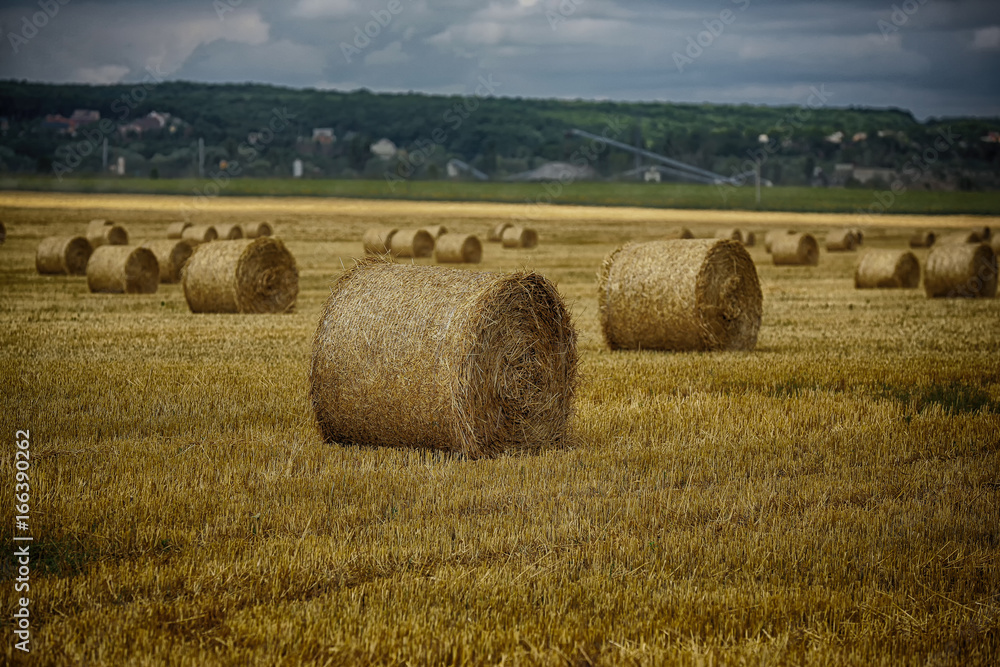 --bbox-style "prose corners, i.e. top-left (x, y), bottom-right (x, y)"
top-left (0, 0), bottom-right (997, 118)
